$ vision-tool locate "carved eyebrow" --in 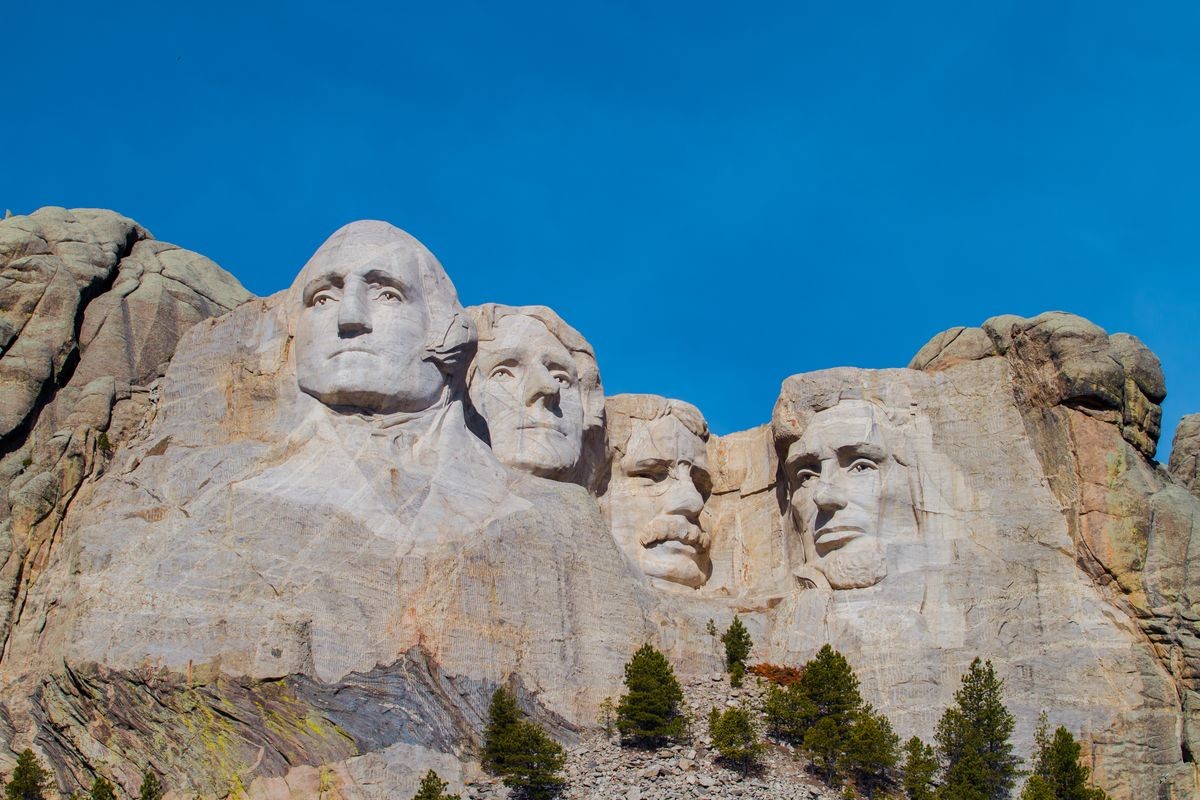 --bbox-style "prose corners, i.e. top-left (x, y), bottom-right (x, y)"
top-left (628, 457), bottom-right (672, 472)
top-left (836, 441), bottom-right (887, 462)
top-left (302, 272), bottom-right (344, 305)
top-left (362, 269), bottom-right (409, 295)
